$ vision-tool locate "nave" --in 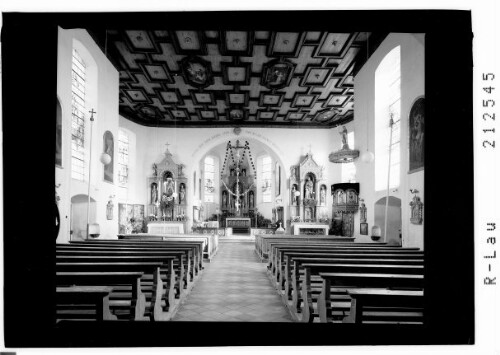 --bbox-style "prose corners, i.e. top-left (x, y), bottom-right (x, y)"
top-left (173, 240), bottom-right (292, 322)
